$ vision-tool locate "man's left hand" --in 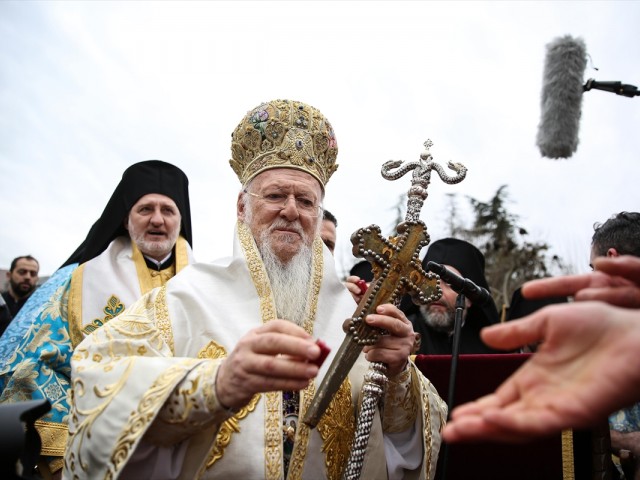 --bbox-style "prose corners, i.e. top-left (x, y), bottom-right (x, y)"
top-left (362, 304), bottom-right (414, 377)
